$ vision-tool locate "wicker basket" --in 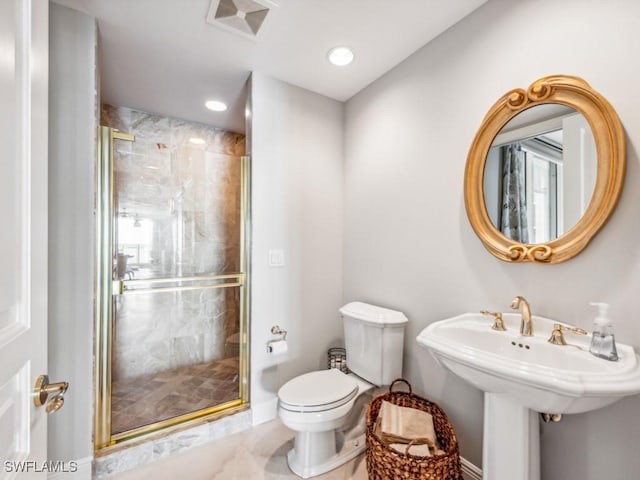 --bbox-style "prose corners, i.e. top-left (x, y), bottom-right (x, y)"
top-left (366, 378), bottom-right (463, 480)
